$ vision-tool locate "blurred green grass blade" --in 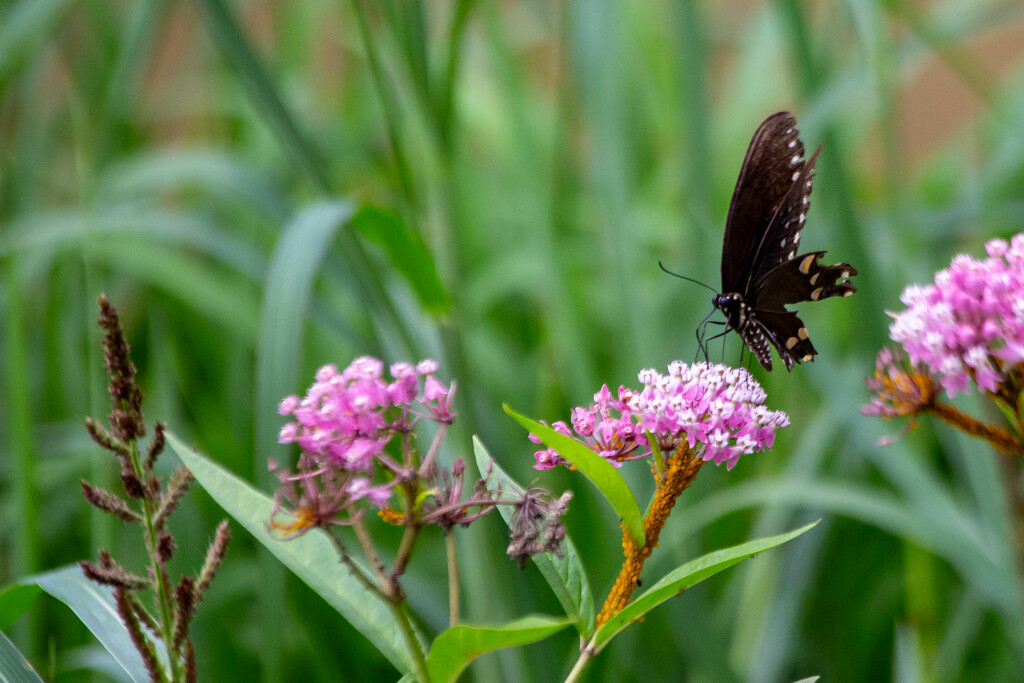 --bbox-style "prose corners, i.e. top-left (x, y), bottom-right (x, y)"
top-left (20, 566), bottom-right (153, 683)
top-left (97, 150), bottom-right (289, 222)
top-left (0, 0), bottom-right (71, 80)
top-left (253, 200), bottom-right (353, 681)
top-left (90, 240), bottom-right (260, 342)
top-left (472, 437), bottom-right (596, 636)
top-left (166, 433), bottom-right (418, 676)
top-left (190, 0), bottom-right (331, 192)
top-left (503, 404), bottom-right (644, 547)
top-left (1, 210), bottom-right (266, 281)
top-left (348, 0), bottom-right (417, 204)
top-left (256, 199), bottom-right (354, 481)
top-left (425, 615), bottom-right (572, 683)
top-left (0, 585), bottom-right (42, 631)
top-left (352, 205), bottom-right (449, 314)
top-left (675, 478), bottom-right (1015, 603)
top-left (437, 0), bottom-right (476, 146)
top-left (0, 628), bottom-right (45, 683)
top-left (593, 521), bottom-right (819, 651)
